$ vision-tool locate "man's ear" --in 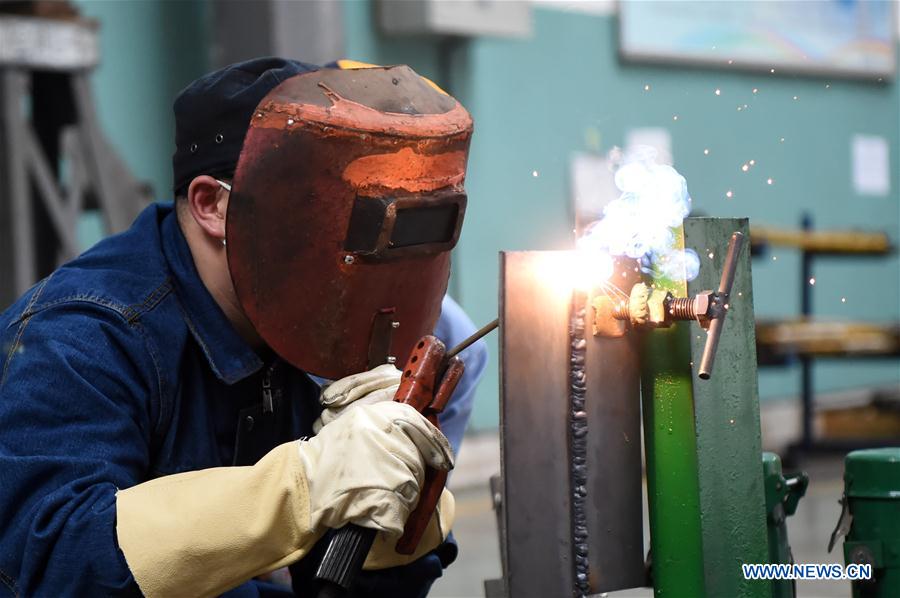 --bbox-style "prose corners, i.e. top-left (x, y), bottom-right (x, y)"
top-left (186, 175), bottom-right (228, 241)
